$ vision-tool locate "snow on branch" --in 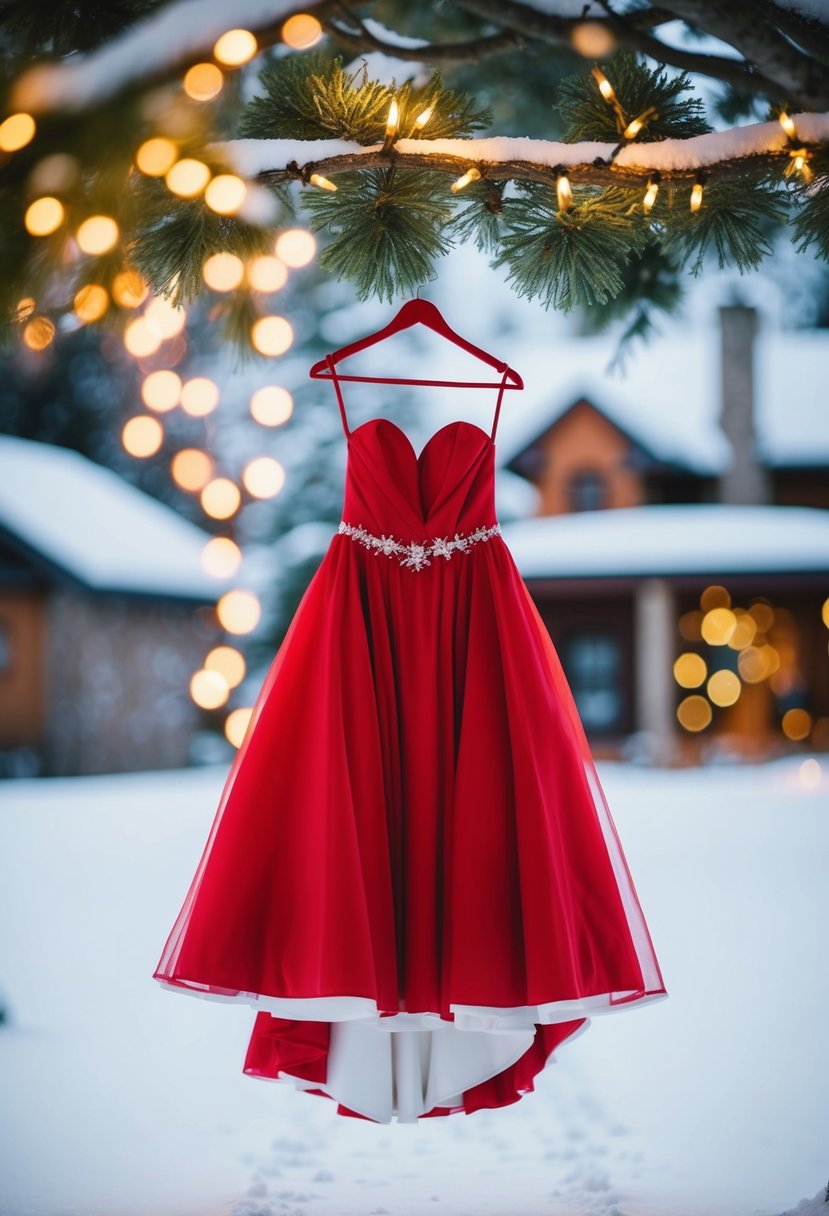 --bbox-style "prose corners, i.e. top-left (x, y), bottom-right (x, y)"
top-left (12, 0), bottom-right (322, 110)
top-left (219, 112), bottom-right (829, 189)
